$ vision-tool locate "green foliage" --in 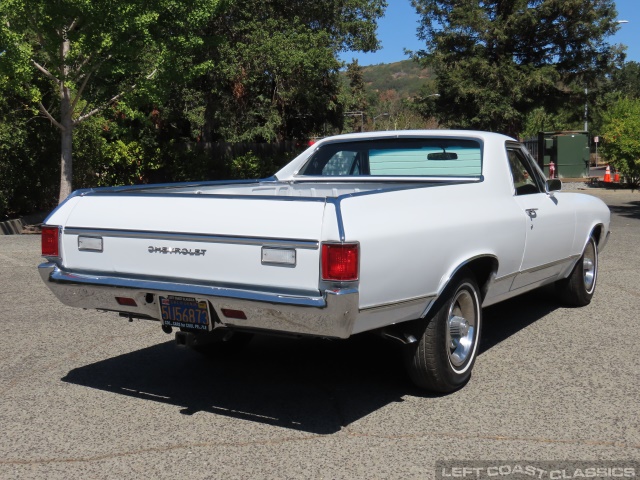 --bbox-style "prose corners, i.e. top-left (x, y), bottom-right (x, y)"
top-left (520, 108), bottom-right (575, 140)
top-left (610, 61), bottom-right (640, 99)
top-left (178, 0), bottom-right (386, 143)
top-left (0, 0), bottom-right (226, 202)
top-left (0, 89), bottom-right (59, 218)
top-left (600, 97), bottom-right (640, 188)
top-left (229, 152), bottom-right (272, 180)
top-left (411, 0), bottom-right (624, 137)
top-left (0, 0), bottom-right (386, 216)
top-left (342, 60), bottom-right (368, 132)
